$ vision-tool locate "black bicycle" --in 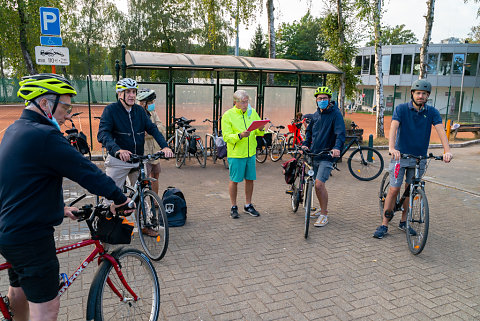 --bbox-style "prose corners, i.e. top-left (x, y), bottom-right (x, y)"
top-left (203, 118), bottom-right (228, 169)
top-left (332, 121), bottom-right (384, 181)
top-left (167, 117), bottom-right (207, 168)
top-left (124, 152), bottom-right (169, 261)
top-left (379, 153), bottom-right (443, 255)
